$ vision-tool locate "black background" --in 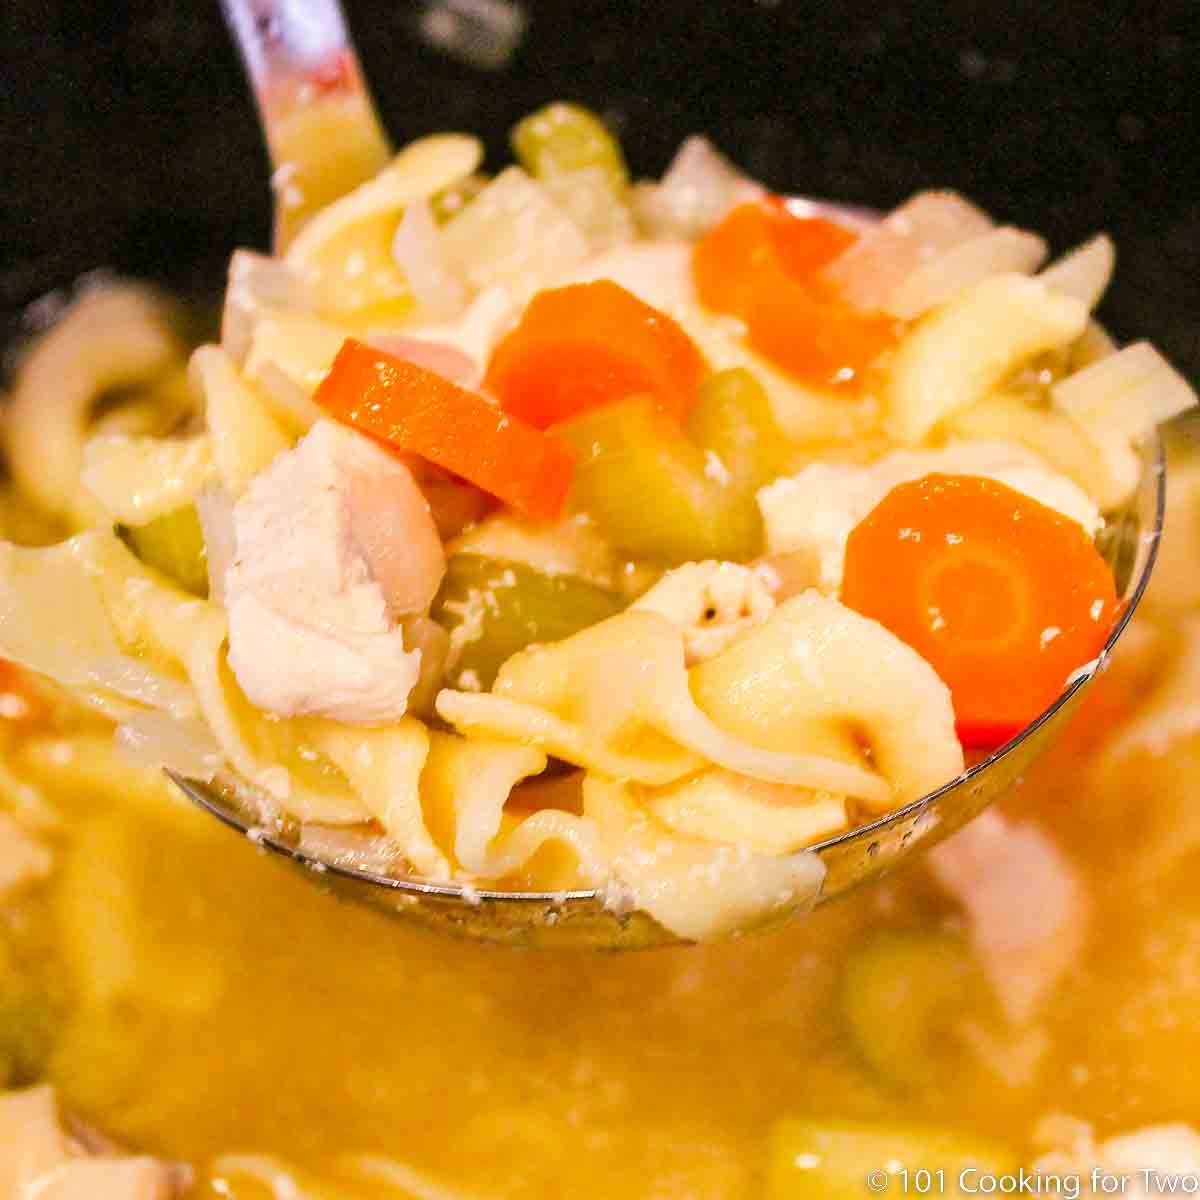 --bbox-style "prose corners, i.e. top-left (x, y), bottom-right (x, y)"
top-left (1, 1), bottom-right (1197, 380)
